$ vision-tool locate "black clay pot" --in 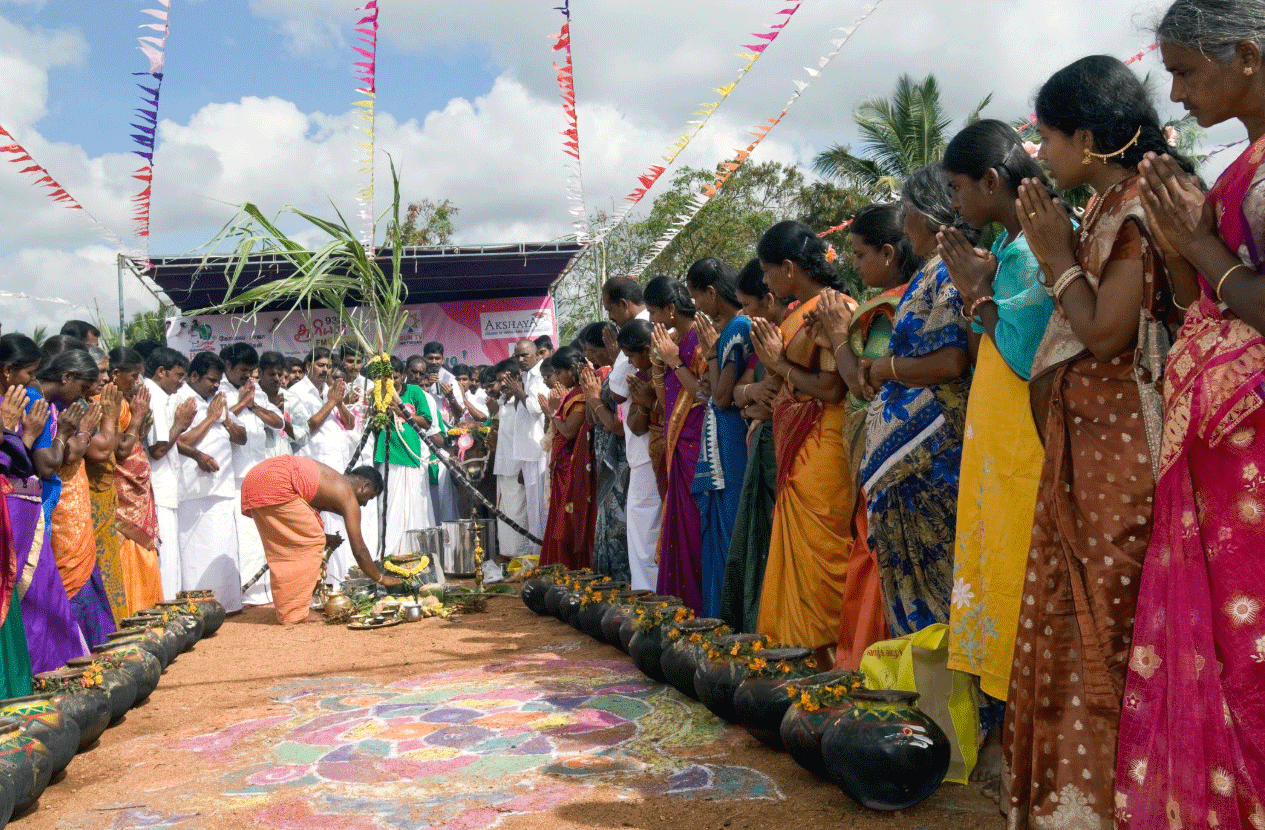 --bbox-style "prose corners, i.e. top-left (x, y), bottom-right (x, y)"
top-left (694, 634), bottom-right (766, 723)
top-left (174, 591), bottom-right (227, 635)
top-left (628, 629), bottom-right (669, 682)
top-left (619, 596), bottom-right (682, 656)
top-left (156, 601), bottom-right (209, 643)
top-left (0, 716), bottom-right (53, 815)
top-left (559, 590), bottom-right (585, 628)
top-left (820, 689), bottom-right (950, 811)
top-left (779, 670), bottom-right (861, 779)
top-left (22, 683), bottom-right (109, 753)
top-left (119, 616), bottom-right (181, 665)
top-left (732, 647), bottom-right (817, 749)
top-left (659, 618), bottom-right (725, 698)
top-left (64, 658), bottom-right (137, 722)
top-left (520, 576), bottom-right (554, 615)
top-left (109, 625), bottom-right (171, 668)
top-left (600, 590), bottom-right (653, 648)
top-left (0, 697), bottom-right (79, 776)
top-left (90, 642), bottom-right (163, 703)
